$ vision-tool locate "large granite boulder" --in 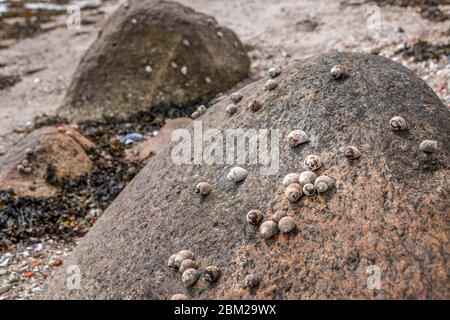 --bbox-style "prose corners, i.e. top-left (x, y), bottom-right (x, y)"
top-left (0, 125), bottom-right (94, 198)
top-left (58, 0), bottom-right (250, 122)
top-left (42, 52), bottom-right (449, 299)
